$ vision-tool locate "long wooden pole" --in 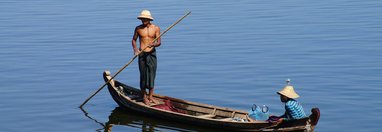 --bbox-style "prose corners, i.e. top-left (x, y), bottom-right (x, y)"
top-left (79, 11), bottom-right (191, 108)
